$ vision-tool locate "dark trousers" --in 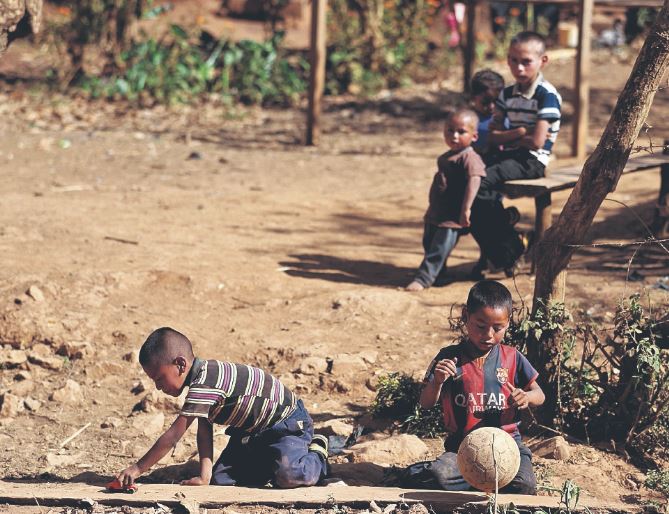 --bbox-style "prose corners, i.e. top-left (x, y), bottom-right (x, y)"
top-left (211, 400), bottom-right (327, 488)
top-left (471, 150), bottom-right (544, 269)
top-left (413, 223), bottom-right (460, 287)
top-left (404, 441), bottom-right (536, 494)
top-left (479, 150), bottom-right (546, 197)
